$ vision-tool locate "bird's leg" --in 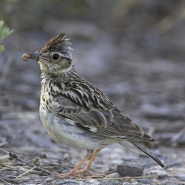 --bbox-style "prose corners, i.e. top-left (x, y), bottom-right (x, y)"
top-left (70, 149), bottom-right (101, 176)
top-left (68, 150), bottom-right (94, 176)
top-left (55, 150), bottom-right (94, 177)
